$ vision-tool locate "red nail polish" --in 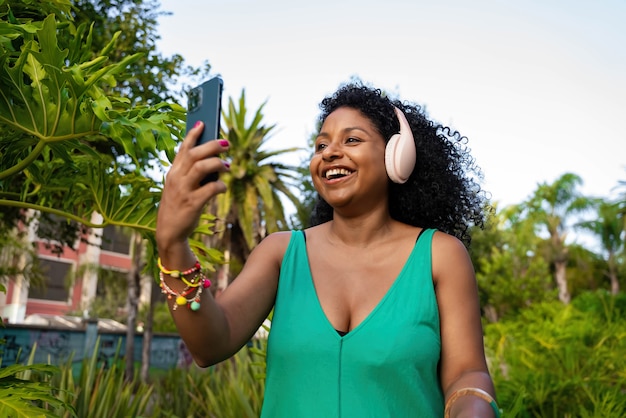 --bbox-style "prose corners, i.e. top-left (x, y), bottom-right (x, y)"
top-left (219, 140), bottom-right (229, 147)
top-left (194, 121), bottom-right (202, 128)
